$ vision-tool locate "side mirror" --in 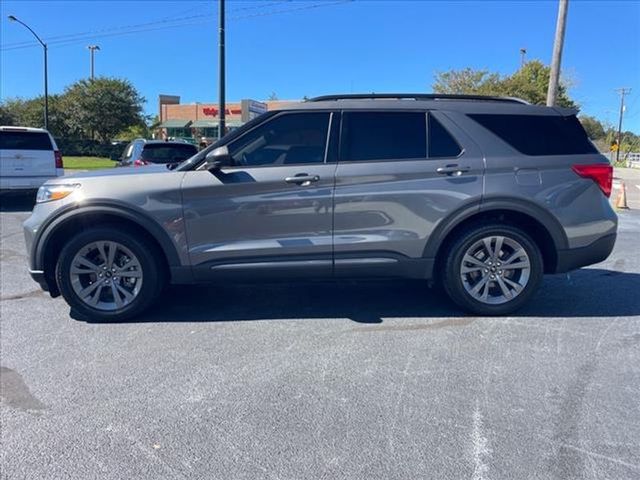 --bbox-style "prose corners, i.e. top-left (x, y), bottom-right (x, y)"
top-left (204, 146), bottom-right (233, 171)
